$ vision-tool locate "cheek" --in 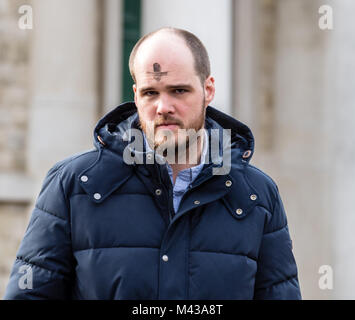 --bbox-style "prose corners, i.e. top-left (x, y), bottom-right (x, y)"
top-left (182, 95), bottom-right (204, 116)
top-left (137, 105), bottom-right (154, 122)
